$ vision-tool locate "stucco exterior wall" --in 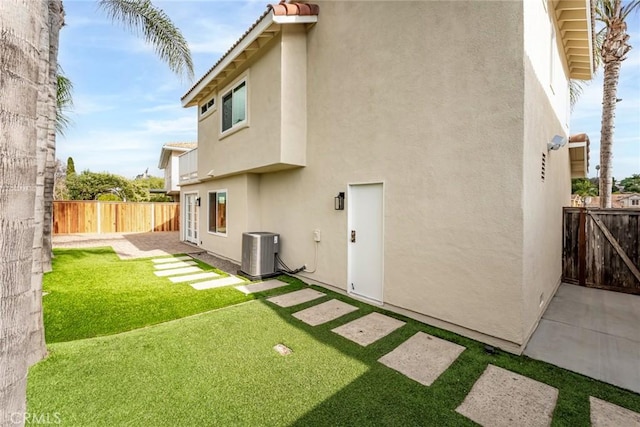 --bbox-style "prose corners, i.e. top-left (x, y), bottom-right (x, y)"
top-left (181, 174), bottom-right (259, 262)
top-left (521, 55), bottom-right (571, 342)
top-left (523, 0), bottom-right (570, 130)
top-left (196, 35), bottom-right (282, 178)
top-left (258, 1), bottom-right (527, 345)
top-left (170, 153), bottom-right (180, 192)
top-left (186, 0), bottom-right (575, 351)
